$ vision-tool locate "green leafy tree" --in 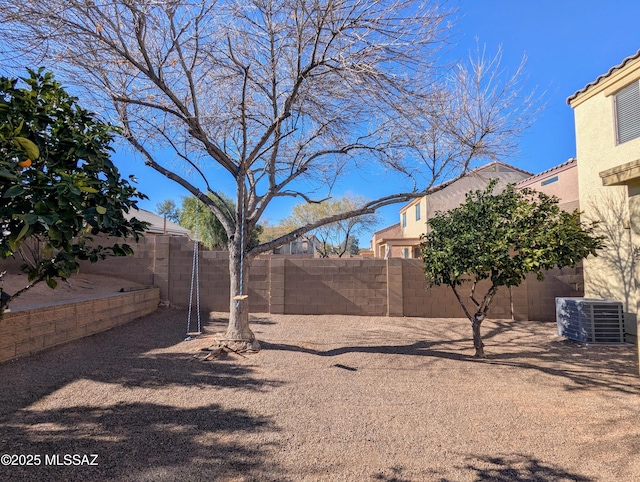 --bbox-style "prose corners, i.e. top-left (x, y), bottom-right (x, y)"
top-left (156, 199), bottom-right (181, 224)
top-left (346, 236), bottom-right (360, 256)
top-left (420, 181), bottom-right (603, 357)
top-left (180, 195), bottom-right (231, 250)
top-left (0, 69), bottom-right (148, 308)
top-left (180, 195), bottom-right (262, 250)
